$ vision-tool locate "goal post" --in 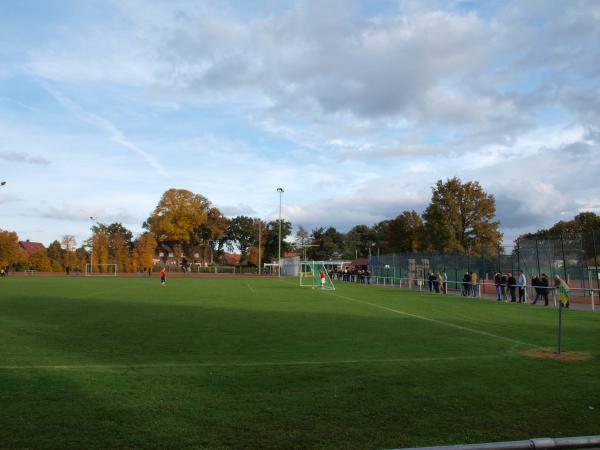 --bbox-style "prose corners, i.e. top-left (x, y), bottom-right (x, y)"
top-left (299, 261), bottom-right (335, 290)
top-left (85, 264), bottom-right (118, 276)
